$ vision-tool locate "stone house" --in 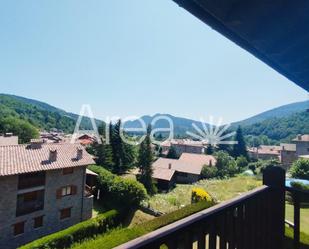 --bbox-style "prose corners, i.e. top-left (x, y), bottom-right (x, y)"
top-left (292, 134), bottom-right (309, 157)
top-left (160, 140), bottom-right (206, 156)
top-left (0, 141), bottom-right (95, 249)
top-left (279, 143), bottom-right (297, 167)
